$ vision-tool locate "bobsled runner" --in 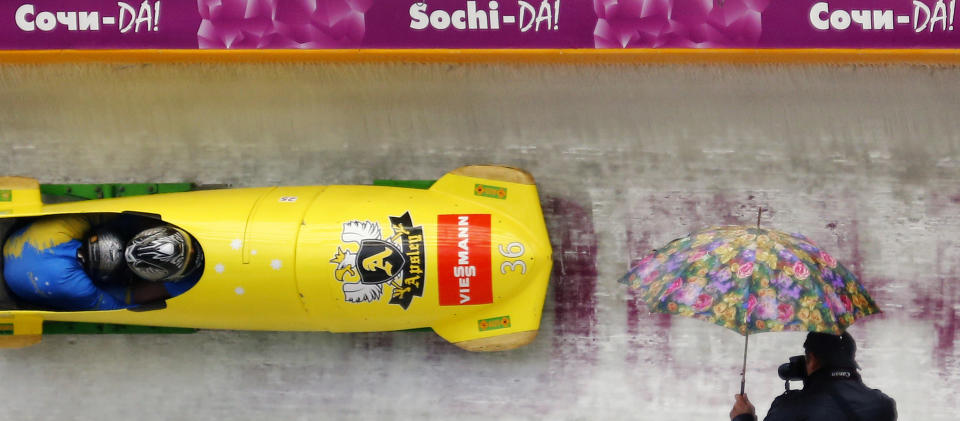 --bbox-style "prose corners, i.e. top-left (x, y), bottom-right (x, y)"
top-left (0, 165), bottom-right (552, 351)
